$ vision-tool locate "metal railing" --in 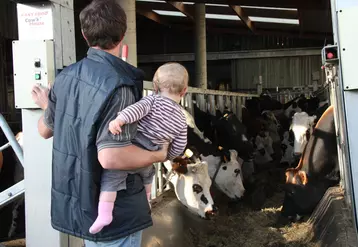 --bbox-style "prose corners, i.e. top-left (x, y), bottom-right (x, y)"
top-left (0, 113), bottom-right (24, 209)
top-left (143, 81), bottom-right (259, 199)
